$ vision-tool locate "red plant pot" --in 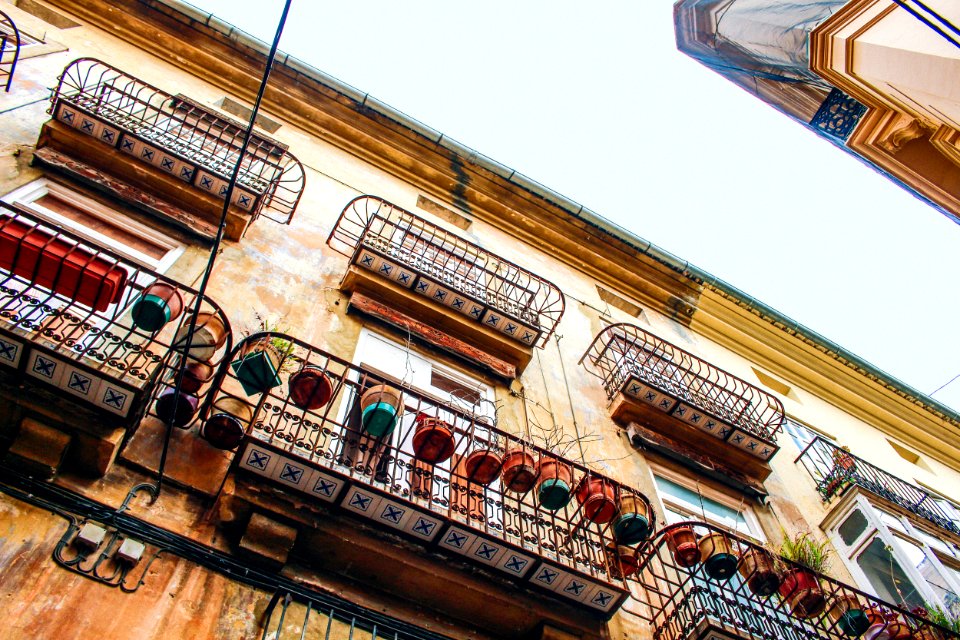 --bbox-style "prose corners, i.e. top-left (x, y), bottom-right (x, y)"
top-left (154, 388), bottom-right (199, 427)
top-left (501, 448), bottom-right (537, 494)
top-left (463, 448), bottom-right (502, 485)
top-left (202, 397), bottom-right (254, 450)
top-left (574, 475), bottom-right (618, 524)
top-left (665, 526), bottom-right (701, 568)
top-left (288, 365), bottom-right (333, 410)
top-left (179, 359), bottom-right (215, 394)
top-left (412, 415), bottom-right (456, 464)
top-left (779, 568), bottom-right (827, 619)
